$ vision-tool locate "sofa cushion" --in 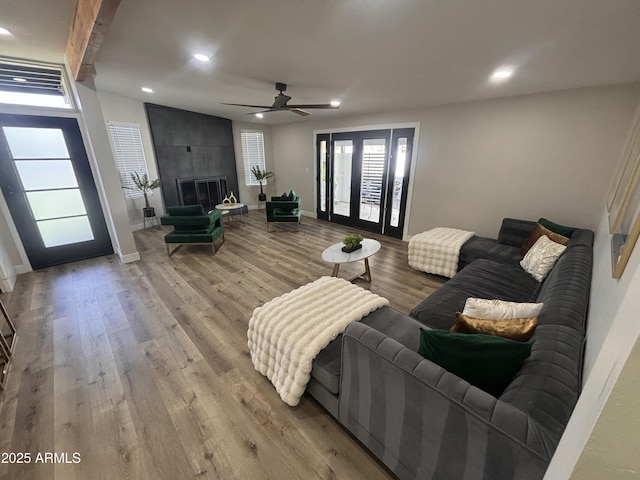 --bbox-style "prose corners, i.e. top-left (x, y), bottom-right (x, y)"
top-left (496, 218), bottom-right (537, 247)
top-left (538, 217), bottom-right (574, 237)
top-left (520, 235), bottom-right (567, 282)
top-left (310, 306), bottom-right (421, 394)
top-left (418, 328), bottom-right (533, 397)
top-left (521, 223), bottom-right (569, 255)
top-left (458, 236), bottom-right (522, 270)
top-left (451, 313), bottom-right (538, 342)
top-left (462, 298), bottom-right (544, 319)
top-left (410, 259), bottom-right (540, 330)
